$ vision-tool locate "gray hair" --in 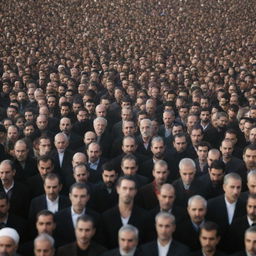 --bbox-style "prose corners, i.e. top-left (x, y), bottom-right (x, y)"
top-left (223, 172), bottom-right (241, 185)
top-left (247, 170), bottom-right (256, 181)
top-left (179, 158), bottom-right (196, 170)
top-left (188, 195), bottom-right (207, 208)
top-left (54, 132), bottom-right (69, 142)
top-left (93, 116), bottom-right (107, 126)
top-left (245, 226), bottom-right (256, 237)
top-left (155, 212), bottom-right (176, 225)
top-left (34, 233), bottom-right (54, 248)
top-left (118, 224), bottom-right (139, 241)
top-left (154, 160), bottom-right (168, 169)
top-left (151, 136), bottom-right (165, 146)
